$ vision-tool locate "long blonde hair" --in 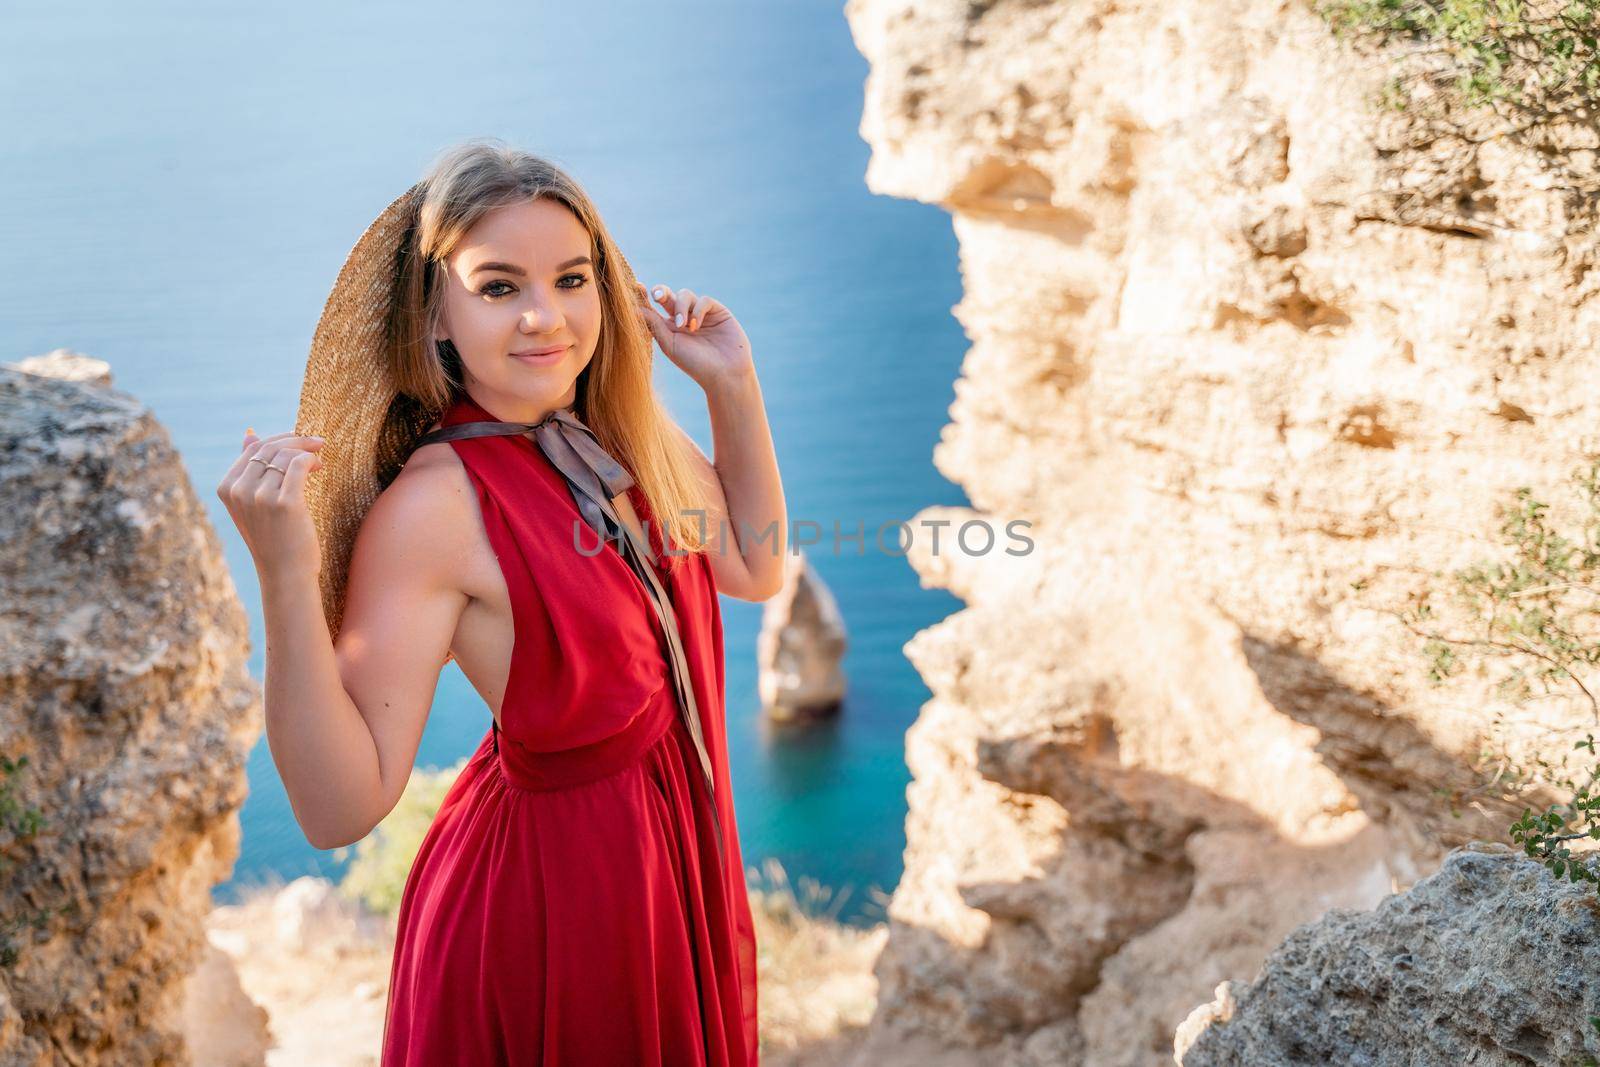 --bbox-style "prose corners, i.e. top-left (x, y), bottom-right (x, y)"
top-left (381, 137), bottom-right (713, 567)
